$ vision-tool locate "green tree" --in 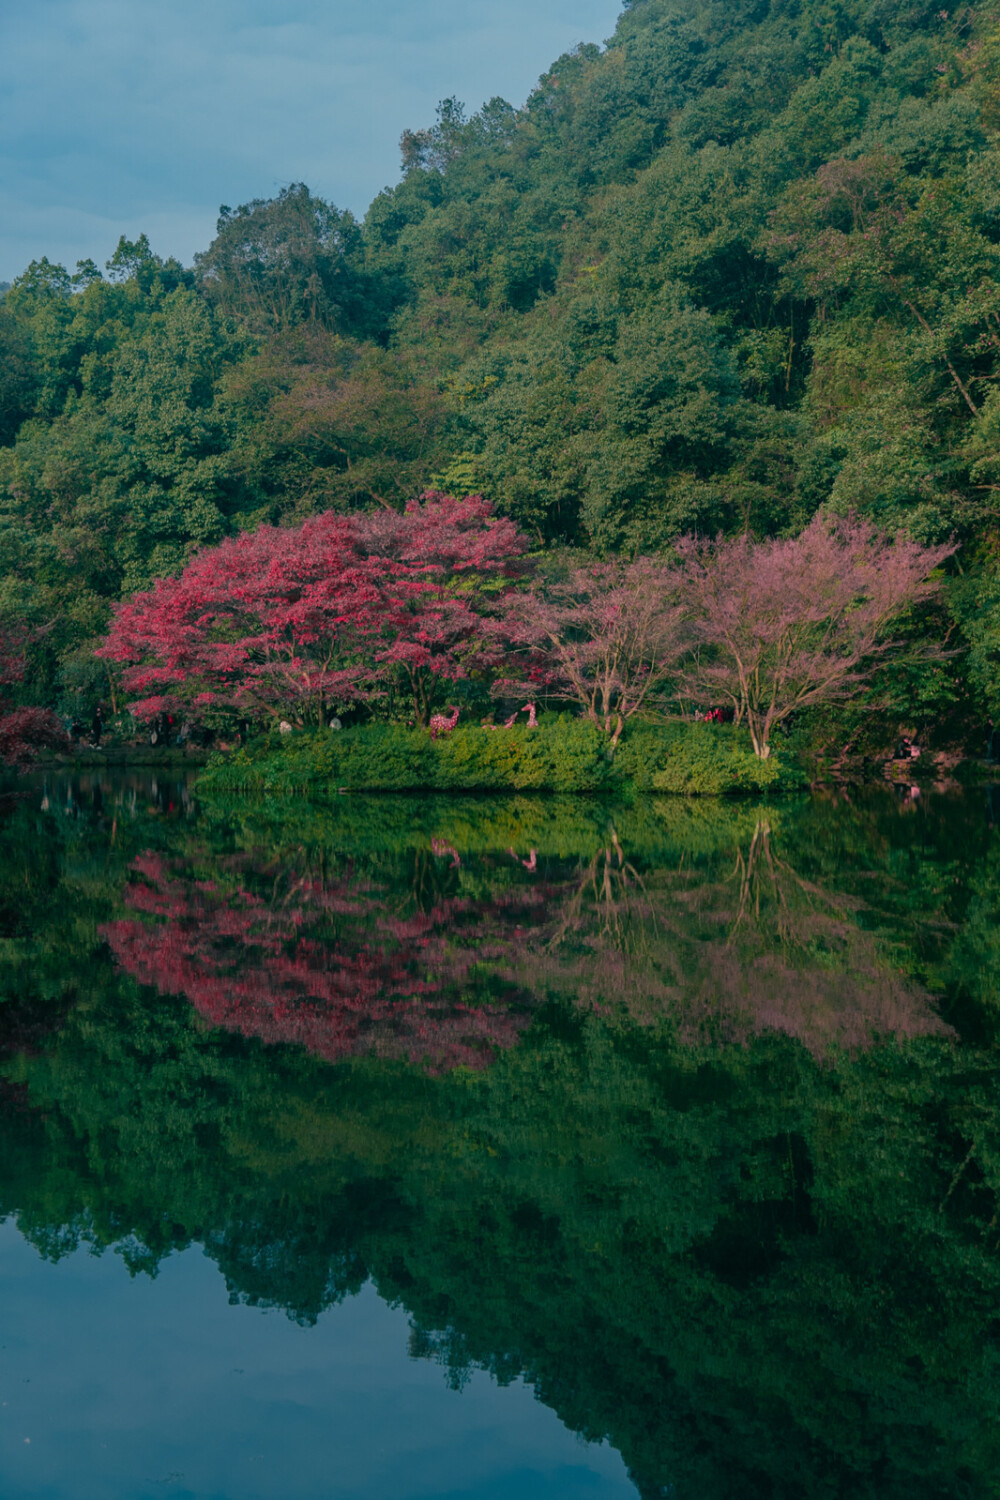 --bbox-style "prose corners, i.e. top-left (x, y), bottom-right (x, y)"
top-left (193, 184), bottom-right (378, 336)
